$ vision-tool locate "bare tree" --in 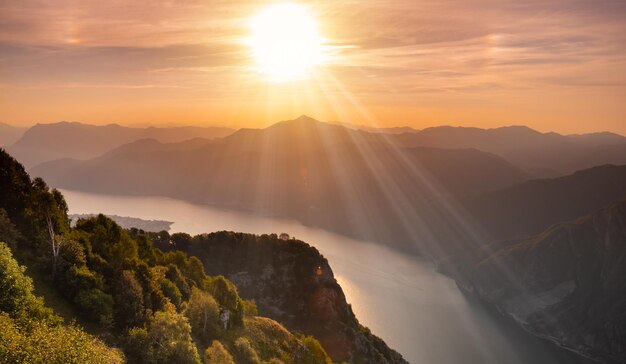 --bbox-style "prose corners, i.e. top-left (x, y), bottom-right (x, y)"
top-left (46, 212), bottom-right (61, 278)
